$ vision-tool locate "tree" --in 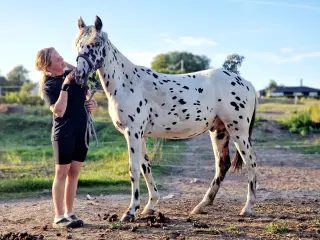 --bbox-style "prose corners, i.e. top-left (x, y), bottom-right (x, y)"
top-left (20, 82), bottom-right (37, 94)
top-left (151, 51), bottom-right (211, 74)
top-left (6, 65), bottom-right (30, 86)
top-left (222, 53), bottom-right (245, 75)
top-left (0, 76), bottom-right (8, 86)
top-left (268, 79), bottom-right (278, 89)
